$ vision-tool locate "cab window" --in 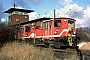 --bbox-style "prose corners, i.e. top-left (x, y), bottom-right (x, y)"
top-left (68, 20), bottom-right (74, 28)
top-left (50, 22), bottom-right (52, 30)
top-left (25, 27), bottom-right (30, 32)
top-left (44, 22), bottom-right (48, 29)
top-left (54, 20), bottom-right (61, 27)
